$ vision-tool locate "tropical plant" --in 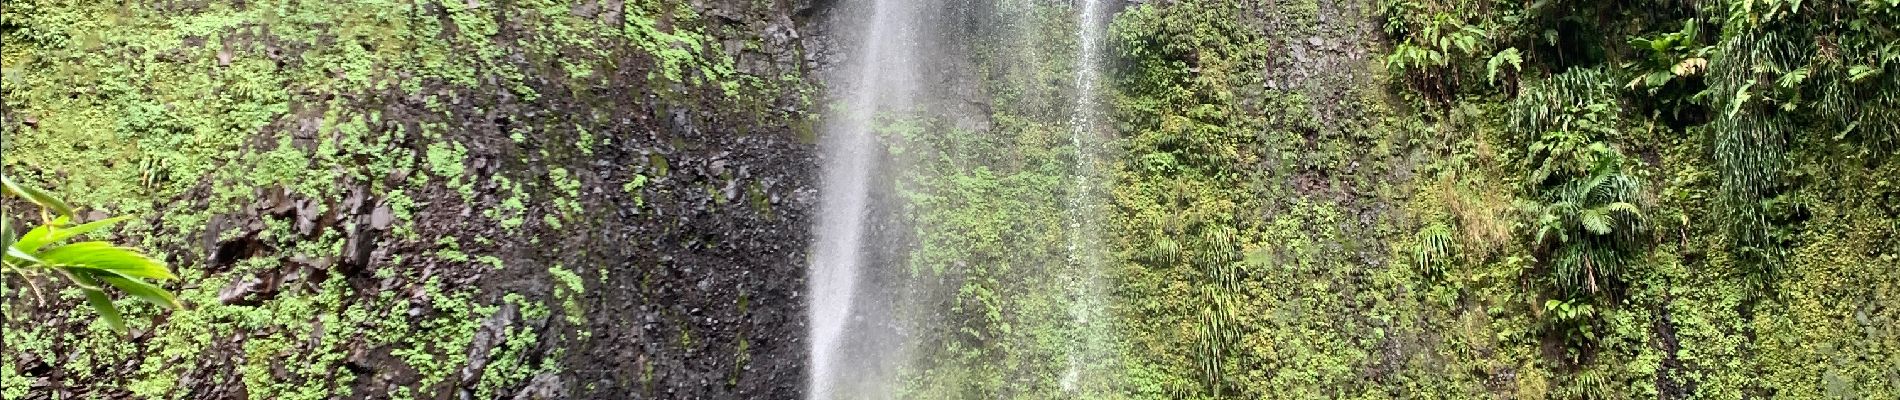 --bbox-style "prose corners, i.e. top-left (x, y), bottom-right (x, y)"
top-left (1488, 47), bottom-right (1523, 86)
top-left (1512, 70), bottom-right (1646, 298)
top-left (1509, 69), bottom-right (1621, 141)
top-left (1385, 11), bottom-right (1491, 98)
top-left (1625, 19), bottom-right (1715, 123)
top-left (1704, 0), bottom-right (1900, 299)
top-left (1556, 361), bottom-right (1621, 400)
top-left (1521, 136), bottom-right (1646, 298)
top-left (2, 174), bottom-right (180, 334)
top-left (1542, 296), bottom-right (1599, 353)
top-left (1625, 19), bottom-right (1713, 95)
